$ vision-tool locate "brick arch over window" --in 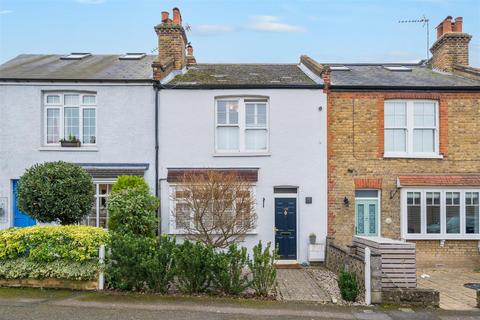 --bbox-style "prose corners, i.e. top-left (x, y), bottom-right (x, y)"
top-left (377, 92), bottom-right (447, 158)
